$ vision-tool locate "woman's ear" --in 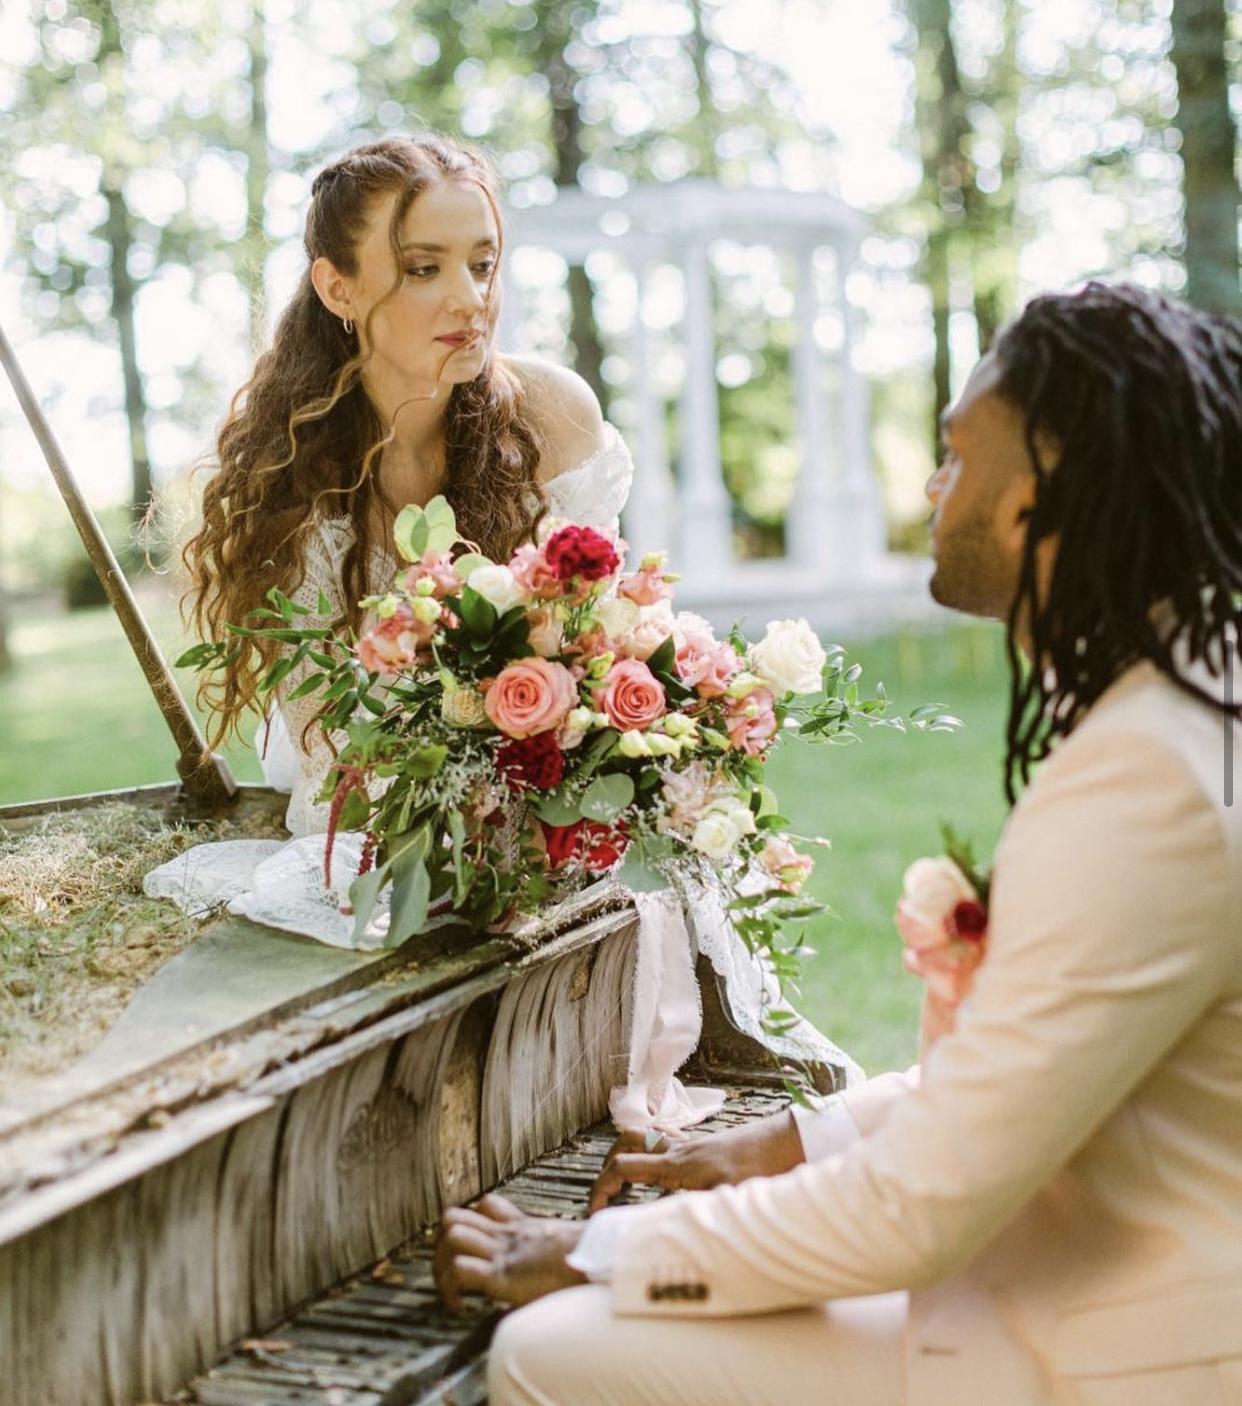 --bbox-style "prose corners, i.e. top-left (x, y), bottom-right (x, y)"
top-left (310, 256), bottom-right (353, 323)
